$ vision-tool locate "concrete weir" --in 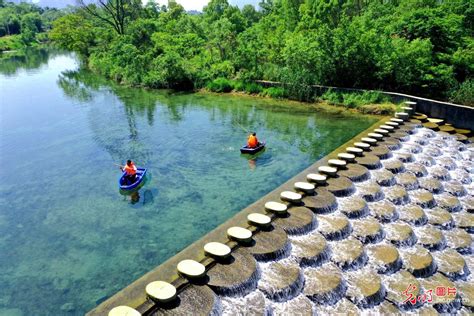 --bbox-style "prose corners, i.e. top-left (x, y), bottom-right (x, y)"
top-left (89, 106), bottom-right (474, 316)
